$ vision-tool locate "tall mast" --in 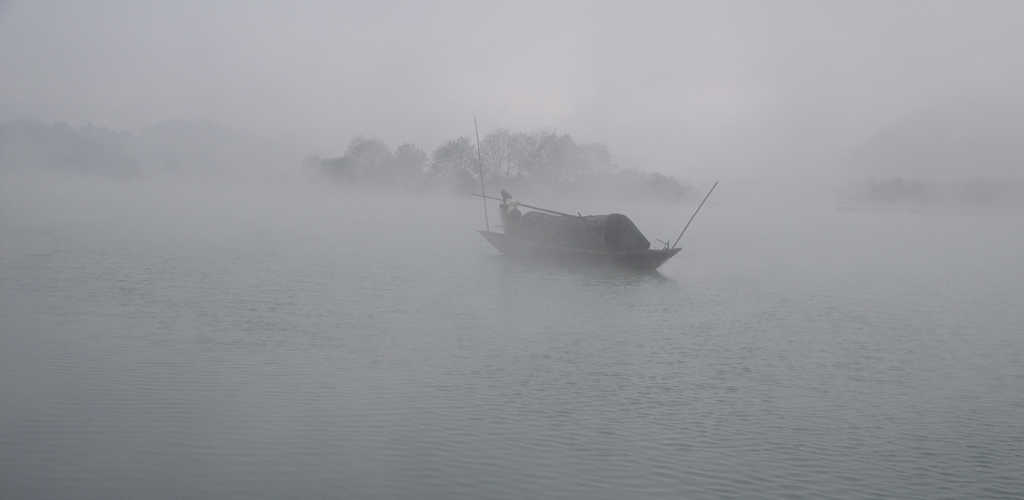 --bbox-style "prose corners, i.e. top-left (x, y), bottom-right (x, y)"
top-left (475, 116), bottom-right (489, 232)
top-left (672, 181), bottom-right (717, 249)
